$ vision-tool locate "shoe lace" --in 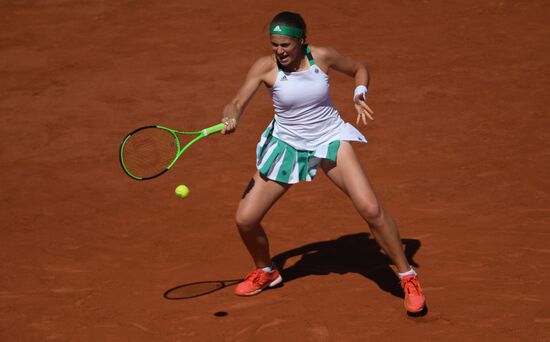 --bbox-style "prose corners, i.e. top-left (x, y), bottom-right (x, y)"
top-left (402, 277), bottom-right (422, 296)
top-left (245, 269), bottom-right (273, 286)
top-left (245, 269), bottom-right (264, 284)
